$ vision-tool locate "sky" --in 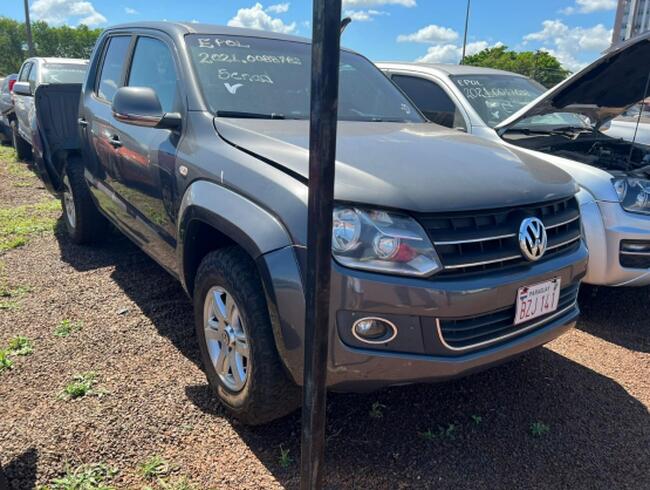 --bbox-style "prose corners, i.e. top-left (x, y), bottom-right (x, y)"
top-left (0, 0), bottom-right (620, 72)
